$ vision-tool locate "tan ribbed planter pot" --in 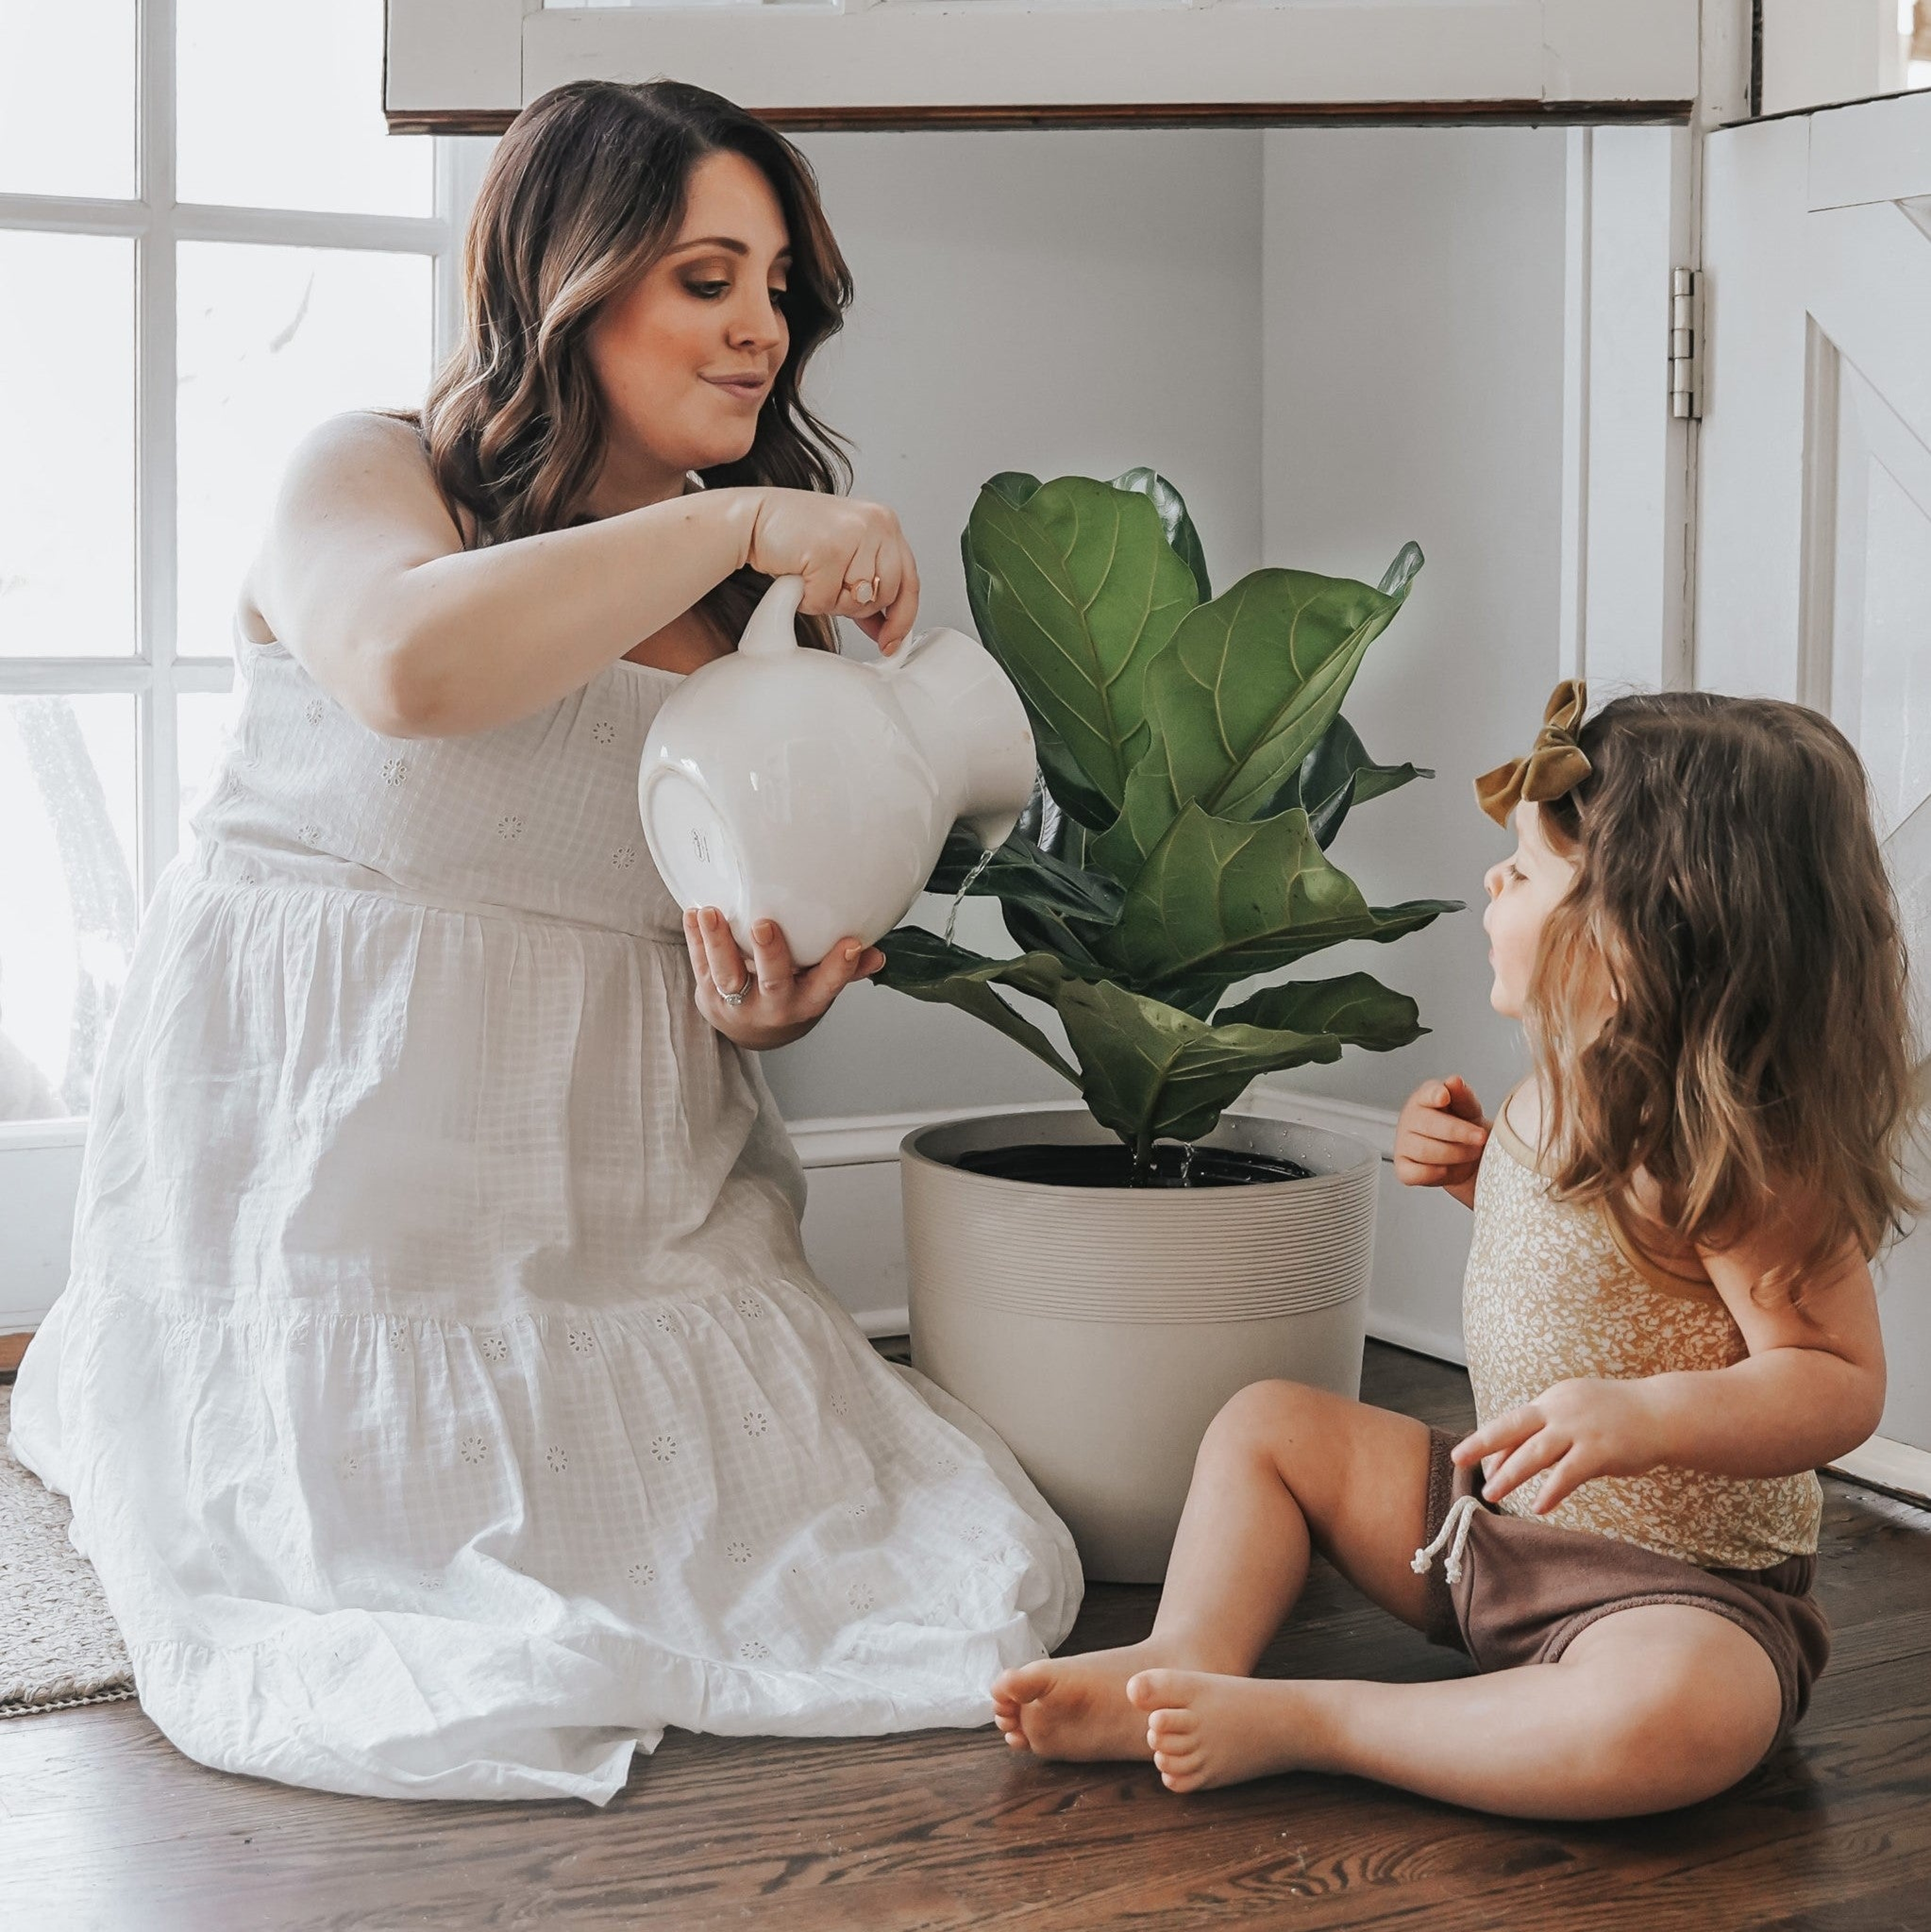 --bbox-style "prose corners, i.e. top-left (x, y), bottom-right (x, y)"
top-left (901, 1105), bottom-right (1377, 1584)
